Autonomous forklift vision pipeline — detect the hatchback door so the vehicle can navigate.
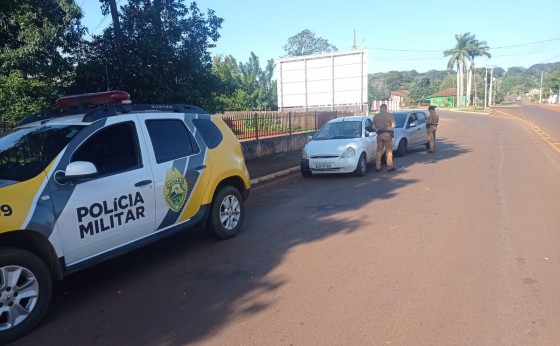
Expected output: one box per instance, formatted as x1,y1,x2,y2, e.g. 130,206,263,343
405,112,423,146
364,117,377,161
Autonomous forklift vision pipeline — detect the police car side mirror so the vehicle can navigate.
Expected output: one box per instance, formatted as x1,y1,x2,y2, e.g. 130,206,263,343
409,121,418,128
366,131,376,137
307,135,313,141
55,161,98,184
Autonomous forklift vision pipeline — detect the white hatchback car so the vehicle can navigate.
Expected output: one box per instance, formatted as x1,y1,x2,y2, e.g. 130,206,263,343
300,116,377,177
390,110,430,156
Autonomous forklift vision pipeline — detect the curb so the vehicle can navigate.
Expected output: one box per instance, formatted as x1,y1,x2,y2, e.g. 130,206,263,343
250,166,299,185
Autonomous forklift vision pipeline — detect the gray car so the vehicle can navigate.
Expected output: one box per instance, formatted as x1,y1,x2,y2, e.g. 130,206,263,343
390,110,431,156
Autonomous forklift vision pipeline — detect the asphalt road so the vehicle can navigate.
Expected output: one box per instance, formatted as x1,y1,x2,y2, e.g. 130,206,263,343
12,104,560,345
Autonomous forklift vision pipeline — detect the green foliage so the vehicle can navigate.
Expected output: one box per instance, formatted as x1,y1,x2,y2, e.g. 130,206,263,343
368,71,419,101
500,75,537,96
282,29,337,57
407,77,439,101
0,73,55,123
548,69,560,91
0,0,85,77
71,0,224,113
243,118,299,133
368,74,390,101
444,33,475,71
212,53,277,111
0,0,85,122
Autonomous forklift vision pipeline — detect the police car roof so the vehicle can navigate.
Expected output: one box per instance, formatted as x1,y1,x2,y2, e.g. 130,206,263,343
18,104,209,127
20,114,89,127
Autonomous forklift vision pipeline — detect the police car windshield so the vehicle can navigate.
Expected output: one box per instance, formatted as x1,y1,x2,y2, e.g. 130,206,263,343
314,121,362,140
0,125,84,182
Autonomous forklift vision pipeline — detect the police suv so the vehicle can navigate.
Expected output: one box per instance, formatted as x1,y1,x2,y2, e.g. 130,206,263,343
0,91,251,343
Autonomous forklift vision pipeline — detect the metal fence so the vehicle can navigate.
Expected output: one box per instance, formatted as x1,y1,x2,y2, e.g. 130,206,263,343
221,110,364,141
0,110,364,140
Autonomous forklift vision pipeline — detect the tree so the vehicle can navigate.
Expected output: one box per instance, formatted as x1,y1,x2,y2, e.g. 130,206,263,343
444,33,476,107
546,69,560,101
72,0,224,113
212,53,277,111
368,74,390,101
439,72,456,90
466,38,491,106
0,0,86,122
282,29,337,57
407,76,439,102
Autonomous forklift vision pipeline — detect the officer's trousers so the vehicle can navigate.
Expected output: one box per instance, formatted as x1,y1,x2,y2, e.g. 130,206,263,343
427,126,437,152
376,132,393,170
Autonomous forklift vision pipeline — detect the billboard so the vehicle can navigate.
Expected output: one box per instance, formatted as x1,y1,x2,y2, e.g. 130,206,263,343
276,49,368,110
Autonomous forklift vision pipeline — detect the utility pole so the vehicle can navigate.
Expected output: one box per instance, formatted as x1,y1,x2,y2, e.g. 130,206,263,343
108,0,123,58
352,29,357,49
484,66,488,108
488,65,496,107
539,70,544,103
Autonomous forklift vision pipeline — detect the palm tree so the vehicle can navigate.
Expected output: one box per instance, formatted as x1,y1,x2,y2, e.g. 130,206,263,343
444,33,475,106
466,39,491,106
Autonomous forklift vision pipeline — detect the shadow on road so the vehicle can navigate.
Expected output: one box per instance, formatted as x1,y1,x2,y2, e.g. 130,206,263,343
14,138,468,345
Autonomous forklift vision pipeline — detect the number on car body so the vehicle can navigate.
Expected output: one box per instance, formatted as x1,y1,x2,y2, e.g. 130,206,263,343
1,204,13,216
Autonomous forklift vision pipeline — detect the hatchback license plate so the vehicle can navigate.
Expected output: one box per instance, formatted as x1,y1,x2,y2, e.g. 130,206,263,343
315,162,334,169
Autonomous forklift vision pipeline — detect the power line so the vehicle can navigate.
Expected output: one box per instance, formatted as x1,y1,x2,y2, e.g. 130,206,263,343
87,0,123,37
365,38,560,53
491,38,560,50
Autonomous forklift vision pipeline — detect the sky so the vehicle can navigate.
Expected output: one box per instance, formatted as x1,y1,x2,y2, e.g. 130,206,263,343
80,0,560,74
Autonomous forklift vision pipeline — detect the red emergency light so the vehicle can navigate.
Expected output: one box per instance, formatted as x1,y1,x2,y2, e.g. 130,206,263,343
56,91,130,108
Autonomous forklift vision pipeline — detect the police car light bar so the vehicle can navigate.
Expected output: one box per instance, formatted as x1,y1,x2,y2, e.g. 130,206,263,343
56,91,130,108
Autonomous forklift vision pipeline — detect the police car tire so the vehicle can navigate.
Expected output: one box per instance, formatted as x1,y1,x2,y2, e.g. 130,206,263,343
206,186,244,240
0,247,52,345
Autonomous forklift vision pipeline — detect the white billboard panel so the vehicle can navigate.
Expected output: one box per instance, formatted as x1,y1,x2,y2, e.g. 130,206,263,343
276,49,368,110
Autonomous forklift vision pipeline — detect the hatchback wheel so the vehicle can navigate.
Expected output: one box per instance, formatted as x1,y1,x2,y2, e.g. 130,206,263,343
300,163,312,177
206,186,244,240
0,248,52,345
354,153,367,177
396,140,407,157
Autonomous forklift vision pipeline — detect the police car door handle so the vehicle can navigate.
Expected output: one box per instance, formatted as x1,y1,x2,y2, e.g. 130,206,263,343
135,180,152,187
195,165,206,171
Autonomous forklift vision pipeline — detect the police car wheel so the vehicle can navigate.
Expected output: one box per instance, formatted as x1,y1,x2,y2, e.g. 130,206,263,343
206,186,244,240
354,153,368,177
0,248,52,344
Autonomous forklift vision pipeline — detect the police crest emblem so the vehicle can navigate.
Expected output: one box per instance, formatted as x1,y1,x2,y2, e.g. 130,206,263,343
164,167,188,212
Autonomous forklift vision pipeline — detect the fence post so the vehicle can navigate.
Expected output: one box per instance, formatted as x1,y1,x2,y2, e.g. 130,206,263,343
254,112,259,140
288,111,292,135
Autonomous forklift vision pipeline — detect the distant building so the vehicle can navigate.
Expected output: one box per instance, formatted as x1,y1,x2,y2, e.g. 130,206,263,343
524,88,540,97
421,88,465,107
390,90,409,106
